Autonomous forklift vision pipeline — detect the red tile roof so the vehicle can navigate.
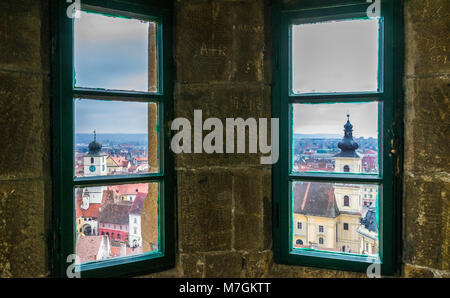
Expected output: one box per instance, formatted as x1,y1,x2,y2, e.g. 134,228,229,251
75,191,101,218
108,184,148,196
109,156,130,167
110,245,143,258
76,235,108,263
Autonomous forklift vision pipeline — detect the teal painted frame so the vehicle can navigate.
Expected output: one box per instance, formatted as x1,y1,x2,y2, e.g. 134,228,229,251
272,0,403,275
51,0,175,277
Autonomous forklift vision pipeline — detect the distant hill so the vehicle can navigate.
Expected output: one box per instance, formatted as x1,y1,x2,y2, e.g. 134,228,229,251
76,133,148,146
293,134,341,139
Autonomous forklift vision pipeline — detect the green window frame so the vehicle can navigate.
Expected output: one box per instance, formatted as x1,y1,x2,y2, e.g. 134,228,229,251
272,0,403,275
51,0,174,277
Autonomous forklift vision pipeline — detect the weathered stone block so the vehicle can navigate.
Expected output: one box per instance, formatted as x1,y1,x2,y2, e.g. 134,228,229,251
178,169,233,253
0,71,51,179
175,1,234,83
403,176,449,270
405,0,450,76
241,250,272,278
403,264,435,278
403,77,450,175
203,251,243,278
173,83,272,168
175,0,268,84
0,179,49,277
234,212,265,251
0,0,47,72
269,263,366,278
180,253,205,278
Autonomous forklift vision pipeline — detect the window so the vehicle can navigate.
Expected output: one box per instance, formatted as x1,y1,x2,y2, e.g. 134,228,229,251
344,195,350,207
344,223,349,231
318,225,324,233
273,0,402,275
296,239,304,245
297,222,302,229
52,0,174,277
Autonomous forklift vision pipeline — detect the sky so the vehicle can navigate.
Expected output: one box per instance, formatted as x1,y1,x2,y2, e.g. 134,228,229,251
292,102,379,139
292,18,380,94
74,11,153,134
73,12,380,136
74,11,152,91
75,98,149,134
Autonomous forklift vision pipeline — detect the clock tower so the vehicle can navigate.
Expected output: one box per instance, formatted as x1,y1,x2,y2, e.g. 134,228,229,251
83,130,107,177
83,131,107,204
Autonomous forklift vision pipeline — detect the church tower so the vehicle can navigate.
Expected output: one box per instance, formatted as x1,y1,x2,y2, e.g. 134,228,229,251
333,114,362,173
333,115,363,253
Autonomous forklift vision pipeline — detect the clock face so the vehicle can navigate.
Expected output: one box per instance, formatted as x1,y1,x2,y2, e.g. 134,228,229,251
89,165,96,172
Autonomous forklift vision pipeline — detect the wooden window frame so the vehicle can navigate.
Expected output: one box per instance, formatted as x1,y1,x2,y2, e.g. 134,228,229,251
51,0,174,278
272,0,403,275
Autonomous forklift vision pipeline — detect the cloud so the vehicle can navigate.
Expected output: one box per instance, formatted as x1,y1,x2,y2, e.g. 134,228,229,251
293,102,379,139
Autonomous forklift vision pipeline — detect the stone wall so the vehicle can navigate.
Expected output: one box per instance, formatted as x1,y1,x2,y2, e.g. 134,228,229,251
0,0,448,278
0,0,51,277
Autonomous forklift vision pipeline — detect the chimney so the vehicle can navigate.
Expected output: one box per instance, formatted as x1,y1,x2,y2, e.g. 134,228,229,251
120,242,126,257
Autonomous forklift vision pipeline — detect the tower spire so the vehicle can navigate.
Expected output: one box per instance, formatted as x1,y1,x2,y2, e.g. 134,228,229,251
334,113,359,158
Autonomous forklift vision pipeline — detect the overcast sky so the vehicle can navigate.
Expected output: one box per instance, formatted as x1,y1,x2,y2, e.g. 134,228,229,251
292,102,378,138
75,98,149,134
74,11,151,134
292,18,380,94
74,11,151,91
74,12,380,136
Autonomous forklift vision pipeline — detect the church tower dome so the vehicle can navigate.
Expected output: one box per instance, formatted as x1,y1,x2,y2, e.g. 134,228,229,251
335,114,359,158
87,130,102,156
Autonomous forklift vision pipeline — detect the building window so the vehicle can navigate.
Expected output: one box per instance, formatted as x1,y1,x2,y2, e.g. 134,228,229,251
296,239,303,245
344,195,350,207
344,223,349,231
297,222,302,229
273,0,402,275
319,237,324,245
53,0,174,277
319,225,324,233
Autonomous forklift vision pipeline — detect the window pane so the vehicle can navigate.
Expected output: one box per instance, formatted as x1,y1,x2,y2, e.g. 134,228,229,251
74,11,158,92
291,181,379,258
291,102,379,174
74,99,159,177
75,182,159,264
291,18,380,94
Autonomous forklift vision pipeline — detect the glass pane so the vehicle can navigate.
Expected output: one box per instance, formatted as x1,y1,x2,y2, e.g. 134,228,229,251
291,102,379,174
75,182,159,264
74,11,158,92
291,181,379,259
74,98,159,177
291,18,380,94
